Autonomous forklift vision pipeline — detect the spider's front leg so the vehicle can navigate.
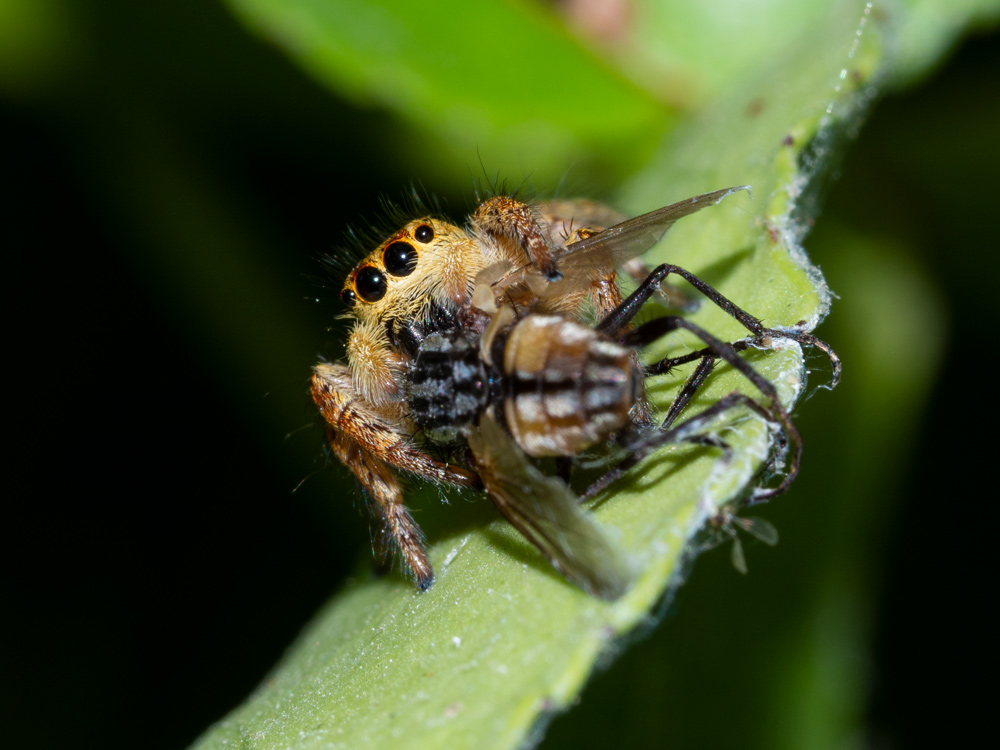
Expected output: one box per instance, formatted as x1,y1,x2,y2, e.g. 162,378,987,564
311,363,480,590
472,195,563,281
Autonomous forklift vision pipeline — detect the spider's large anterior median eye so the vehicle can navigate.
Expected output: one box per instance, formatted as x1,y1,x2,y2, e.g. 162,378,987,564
383,241,418,277
414,224,434,243
355,266,387,302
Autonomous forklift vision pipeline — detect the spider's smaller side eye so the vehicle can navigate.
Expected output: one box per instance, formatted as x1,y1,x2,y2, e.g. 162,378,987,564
414,224,434,243
355,266,387,302
340,288,357,307
383,241,419,277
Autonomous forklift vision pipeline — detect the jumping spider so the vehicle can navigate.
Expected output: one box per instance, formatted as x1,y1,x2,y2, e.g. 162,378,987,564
311,188,840,597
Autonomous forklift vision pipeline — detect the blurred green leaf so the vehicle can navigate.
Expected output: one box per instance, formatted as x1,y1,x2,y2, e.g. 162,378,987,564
0,0,78,96
891,0,1000,86
606,1,842,105
191,1,995,749
222,0,666,184
593,0,1000,102
763,224,946,750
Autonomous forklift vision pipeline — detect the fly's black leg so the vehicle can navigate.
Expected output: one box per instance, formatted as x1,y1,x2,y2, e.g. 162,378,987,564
624,316,781,409
581,391,771,503
555,457,573,485
667,331,841,390
588,263,838,505
608,314,802,503
597,263,764,338
646,316,800,502
660,356,716,429
769,329,843,388
621,258,699,312
598,263,840,385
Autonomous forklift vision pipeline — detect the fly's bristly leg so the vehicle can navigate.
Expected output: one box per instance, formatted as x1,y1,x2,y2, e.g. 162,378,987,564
584,259,840,505
581,391,773,504
597,262,763,337
659,356,716,429
632,315,801,502
600,262,840,383
621,258,699,312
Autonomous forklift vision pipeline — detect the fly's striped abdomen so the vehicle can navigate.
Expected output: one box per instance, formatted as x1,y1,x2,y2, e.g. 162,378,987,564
502,316,640,457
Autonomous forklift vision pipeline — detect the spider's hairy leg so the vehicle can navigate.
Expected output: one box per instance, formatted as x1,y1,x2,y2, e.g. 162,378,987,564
311,363,480,590
325,423,433,588
472,195,562,281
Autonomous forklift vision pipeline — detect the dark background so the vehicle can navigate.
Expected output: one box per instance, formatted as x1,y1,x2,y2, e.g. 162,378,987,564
4,2,996,748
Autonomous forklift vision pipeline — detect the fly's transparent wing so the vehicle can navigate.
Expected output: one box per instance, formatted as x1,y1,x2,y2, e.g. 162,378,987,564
735,516,779,546
500,186,750,302
730,536,748,575
724,513,779,574
467,412,632,600
480,185,750,304
557,186,750,270
702,509,779,574
534,198,627,247
547,185,750,290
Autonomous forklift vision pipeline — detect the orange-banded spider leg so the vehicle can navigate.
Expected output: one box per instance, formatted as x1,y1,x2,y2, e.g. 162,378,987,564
311,362,480,590
472,195,563,281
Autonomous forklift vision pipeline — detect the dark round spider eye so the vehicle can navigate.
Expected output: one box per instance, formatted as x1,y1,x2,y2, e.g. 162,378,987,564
414,224,434,243
340,288,357,307
383,241,418,277
355,266,387,302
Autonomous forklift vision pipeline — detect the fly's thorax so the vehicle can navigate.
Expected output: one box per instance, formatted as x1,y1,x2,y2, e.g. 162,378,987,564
406,328,488,446
502,316,640,458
